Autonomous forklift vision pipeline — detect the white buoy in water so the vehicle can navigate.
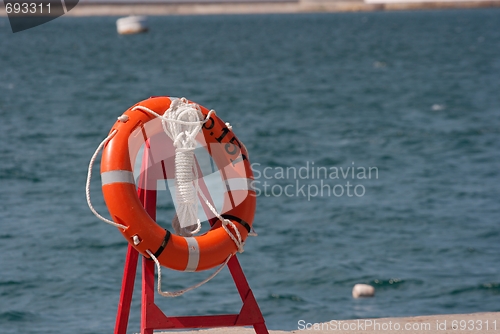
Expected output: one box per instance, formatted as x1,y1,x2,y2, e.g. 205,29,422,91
116,16,149,35
352,284,375,298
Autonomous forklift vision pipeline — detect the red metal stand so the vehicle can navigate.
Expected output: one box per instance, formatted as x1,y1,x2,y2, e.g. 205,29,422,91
113,141,268,334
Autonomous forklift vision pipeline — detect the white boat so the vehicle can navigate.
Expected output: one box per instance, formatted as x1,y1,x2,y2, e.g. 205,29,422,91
116,16,149,35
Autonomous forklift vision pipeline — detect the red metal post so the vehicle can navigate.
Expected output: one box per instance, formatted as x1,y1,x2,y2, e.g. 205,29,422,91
114,244,139,334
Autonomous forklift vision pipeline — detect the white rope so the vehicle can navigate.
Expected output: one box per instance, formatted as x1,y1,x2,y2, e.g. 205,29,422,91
86,129,127,230
146,249,231,297
133,99,215,237
165,98,202,236
187,149,245,251
197,190,245,253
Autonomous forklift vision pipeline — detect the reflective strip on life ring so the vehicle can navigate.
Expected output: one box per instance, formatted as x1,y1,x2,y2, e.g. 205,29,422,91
100,97,256,272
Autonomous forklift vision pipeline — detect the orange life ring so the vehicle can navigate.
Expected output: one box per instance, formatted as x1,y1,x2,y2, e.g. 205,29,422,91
100,97,256,271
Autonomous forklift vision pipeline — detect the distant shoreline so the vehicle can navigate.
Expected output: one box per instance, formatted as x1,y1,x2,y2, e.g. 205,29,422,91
1,0,500,17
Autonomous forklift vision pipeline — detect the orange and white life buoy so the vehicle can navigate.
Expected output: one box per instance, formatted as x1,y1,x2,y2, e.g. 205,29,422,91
99,96,256,272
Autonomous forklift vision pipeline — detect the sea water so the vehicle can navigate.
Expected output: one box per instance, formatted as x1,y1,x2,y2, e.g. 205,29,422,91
0,9,499,333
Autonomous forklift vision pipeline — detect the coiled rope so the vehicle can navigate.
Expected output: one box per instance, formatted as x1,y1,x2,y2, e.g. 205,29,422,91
134,98,205,237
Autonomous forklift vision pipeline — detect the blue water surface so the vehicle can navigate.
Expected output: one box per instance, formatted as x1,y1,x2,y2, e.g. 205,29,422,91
0,9,499,334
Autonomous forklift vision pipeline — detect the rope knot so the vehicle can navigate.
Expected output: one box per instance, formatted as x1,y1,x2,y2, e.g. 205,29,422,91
222,218,245,253
160,99,205,237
